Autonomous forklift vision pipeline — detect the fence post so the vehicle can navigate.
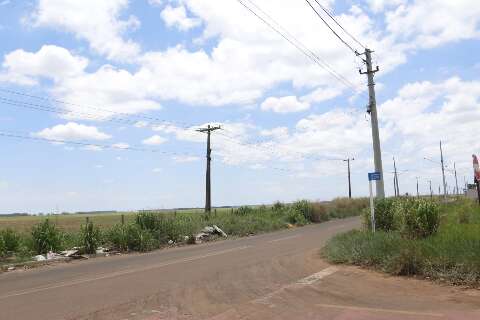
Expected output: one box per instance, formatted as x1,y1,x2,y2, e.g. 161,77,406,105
121,214,125,225
86,216,90,225
214,208,217,217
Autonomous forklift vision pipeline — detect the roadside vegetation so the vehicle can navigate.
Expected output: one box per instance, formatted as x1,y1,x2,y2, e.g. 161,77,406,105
0,198,368,266
323,197,480,286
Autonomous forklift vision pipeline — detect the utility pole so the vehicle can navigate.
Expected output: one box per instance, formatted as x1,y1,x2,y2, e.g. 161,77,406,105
343,158,354,199
393,157,400,197
359,49,385,198
454,162,459,196
440,141,447,200
197,125,221,213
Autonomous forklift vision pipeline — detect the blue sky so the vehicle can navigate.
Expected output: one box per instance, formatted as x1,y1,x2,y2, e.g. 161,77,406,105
0,0,479,213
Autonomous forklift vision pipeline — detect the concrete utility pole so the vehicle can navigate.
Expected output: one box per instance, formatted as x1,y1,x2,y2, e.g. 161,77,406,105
197,125,221,213
393,157,400,197
440,141,447,200
454,162,459,195
343,158,354,199
359,48,385,198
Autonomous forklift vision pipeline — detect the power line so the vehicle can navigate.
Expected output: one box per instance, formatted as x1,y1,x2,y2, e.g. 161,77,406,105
0,88,203,129
303,0,357,54
311,0,366,49
236,0,364,96
0,131,199,157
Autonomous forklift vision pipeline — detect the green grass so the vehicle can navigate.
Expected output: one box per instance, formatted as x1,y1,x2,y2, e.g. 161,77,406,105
323,198,480,286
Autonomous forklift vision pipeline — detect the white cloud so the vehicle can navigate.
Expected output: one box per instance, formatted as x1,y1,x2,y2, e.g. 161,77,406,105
34,122,111,141
112,142,130,149
83,145,103,151
152,167,163,173
261,96,310,113
1,45,87,85
134,121,149,128
142,134,167,145
161,5,201,31
31,0,140,61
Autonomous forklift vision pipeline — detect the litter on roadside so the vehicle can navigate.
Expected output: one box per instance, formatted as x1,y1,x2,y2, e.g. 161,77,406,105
195,225,228,243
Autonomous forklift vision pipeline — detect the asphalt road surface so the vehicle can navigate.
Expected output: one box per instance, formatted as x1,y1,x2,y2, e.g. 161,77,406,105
1,217,479,320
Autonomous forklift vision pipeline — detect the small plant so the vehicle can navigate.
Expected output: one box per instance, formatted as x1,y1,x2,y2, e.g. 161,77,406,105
272,201,285,212
106,224,129,251
397,198,439,239
363,198,397,231
287,208,308,226
0,228,21,253
107,224,156,252
136,212,158,232
81,221,102,254
31,219,63,254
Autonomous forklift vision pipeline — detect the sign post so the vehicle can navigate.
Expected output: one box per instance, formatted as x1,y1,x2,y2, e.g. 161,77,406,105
368,172,381,232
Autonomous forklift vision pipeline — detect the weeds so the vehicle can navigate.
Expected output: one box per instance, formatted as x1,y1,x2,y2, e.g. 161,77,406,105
81,221,102,254
31,219,63,254
0,229,21,253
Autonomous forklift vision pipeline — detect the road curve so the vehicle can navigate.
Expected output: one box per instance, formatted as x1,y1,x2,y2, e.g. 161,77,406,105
0,217,360,320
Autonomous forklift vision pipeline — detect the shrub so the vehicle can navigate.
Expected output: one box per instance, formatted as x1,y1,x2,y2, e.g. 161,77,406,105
363,198,397,231
311,203,330,222
136,212,158,232
329,197,369,218
107,224,156,252
81,221,102,254
272,201,285,212
31,219,63,254
0,228,21,252
291,200,313,222
286,208,308,226
396,198,439,239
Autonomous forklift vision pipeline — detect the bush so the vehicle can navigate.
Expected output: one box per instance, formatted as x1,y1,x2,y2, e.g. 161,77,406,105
311,203,330,222
272,201,285,212
0,228,21,252
396,198,439,239
107,224,156,252
81,221,102,254
329,197,369,218
31,219,63,254
286,208,308,226
136,212,158,232
363,198,397,232
291,200,313,222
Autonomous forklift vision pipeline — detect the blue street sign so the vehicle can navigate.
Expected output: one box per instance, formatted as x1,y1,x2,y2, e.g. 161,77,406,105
368,172,381,181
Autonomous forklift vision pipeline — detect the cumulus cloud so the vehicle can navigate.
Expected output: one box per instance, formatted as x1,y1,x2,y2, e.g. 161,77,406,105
261,96,310,113
30,0,140,61
1,45,87,85
142,134,167,145
34,122,111,141
161,5,201,31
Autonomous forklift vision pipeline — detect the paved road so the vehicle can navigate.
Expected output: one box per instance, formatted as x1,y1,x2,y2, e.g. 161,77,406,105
1,217,479,320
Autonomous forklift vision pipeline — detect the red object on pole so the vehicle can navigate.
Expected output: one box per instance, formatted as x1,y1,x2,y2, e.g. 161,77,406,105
473,155,480,204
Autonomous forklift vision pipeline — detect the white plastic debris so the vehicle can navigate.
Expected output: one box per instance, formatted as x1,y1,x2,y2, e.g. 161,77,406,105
194,225,228,243
213,225,227,238
168,240,174,245
34,255,46,261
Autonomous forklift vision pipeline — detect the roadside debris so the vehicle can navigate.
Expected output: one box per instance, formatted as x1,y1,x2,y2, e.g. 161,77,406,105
195,225,227,243
34,255,46,261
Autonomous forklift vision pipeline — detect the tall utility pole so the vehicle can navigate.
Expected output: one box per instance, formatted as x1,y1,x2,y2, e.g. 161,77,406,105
454,162,459,195
359,49,385,198
440,141,447,200
197,125,221,213
343,158,354,199
393,157,400,197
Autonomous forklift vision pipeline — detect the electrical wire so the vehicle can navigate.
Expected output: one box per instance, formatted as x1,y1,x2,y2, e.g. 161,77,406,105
236,0,365,96
303,0,357,54
312,0,366,49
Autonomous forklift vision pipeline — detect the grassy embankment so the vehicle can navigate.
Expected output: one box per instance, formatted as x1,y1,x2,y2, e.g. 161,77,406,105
323,197,480,286
0,198,368,265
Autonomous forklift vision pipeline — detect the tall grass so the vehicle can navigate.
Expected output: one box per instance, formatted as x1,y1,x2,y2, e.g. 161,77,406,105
324,198,480,286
